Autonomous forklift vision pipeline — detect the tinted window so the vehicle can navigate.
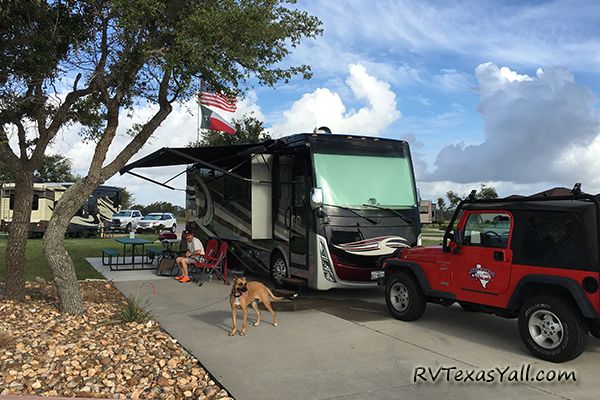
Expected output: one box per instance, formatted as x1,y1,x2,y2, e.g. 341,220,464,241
513,211,590,269
463,212,511,249
9,194,38,210
224,176,249,201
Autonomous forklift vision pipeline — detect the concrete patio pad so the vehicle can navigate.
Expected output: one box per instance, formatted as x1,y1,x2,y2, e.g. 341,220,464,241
110,275,600,400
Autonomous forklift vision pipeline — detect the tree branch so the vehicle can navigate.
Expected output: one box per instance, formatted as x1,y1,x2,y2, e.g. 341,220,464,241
0,126,20,173
100,70,173,179
14,120,28,160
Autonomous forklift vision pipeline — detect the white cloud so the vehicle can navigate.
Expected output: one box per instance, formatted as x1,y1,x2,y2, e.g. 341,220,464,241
270,64,400,136
301,0,600,72
434,69,472,92
426,63,600,193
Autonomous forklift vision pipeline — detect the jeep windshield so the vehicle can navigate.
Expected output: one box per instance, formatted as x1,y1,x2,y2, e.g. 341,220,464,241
313,153,417,209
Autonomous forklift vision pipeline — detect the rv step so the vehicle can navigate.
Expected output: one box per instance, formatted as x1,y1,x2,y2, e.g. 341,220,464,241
282,277,307,286
274,288,299,299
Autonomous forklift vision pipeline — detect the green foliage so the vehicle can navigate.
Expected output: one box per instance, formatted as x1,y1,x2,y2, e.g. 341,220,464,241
476,184,498,200
119,289,152,324
120,188,135,209
0,235,166,282
0,154,79,183
436,184,499,223
131,201,185,217
191,115,270,147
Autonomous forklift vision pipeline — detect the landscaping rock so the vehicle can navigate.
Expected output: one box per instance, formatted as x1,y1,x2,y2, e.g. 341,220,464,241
0,281,230,399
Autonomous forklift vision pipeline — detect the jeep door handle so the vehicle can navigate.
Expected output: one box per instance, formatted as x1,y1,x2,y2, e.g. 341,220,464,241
493,250,504,261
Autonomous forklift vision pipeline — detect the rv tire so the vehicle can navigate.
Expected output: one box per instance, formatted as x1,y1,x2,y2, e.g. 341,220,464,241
270,252,288,287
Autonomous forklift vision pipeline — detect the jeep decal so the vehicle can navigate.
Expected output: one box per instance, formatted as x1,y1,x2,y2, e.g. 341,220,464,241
469,264,495,288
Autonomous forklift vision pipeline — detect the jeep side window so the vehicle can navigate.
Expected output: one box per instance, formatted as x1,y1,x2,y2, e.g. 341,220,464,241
463,212,511,249
515,212,589,269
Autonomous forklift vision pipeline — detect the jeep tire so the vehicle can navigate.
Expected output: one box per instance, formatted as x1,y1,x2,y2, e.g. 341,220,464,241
518,295,588,363
385,272,426,321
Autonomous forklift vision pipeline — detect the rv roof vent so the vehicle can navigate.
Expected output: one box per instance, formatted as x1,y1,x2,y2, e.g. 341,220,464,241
315,126,332,134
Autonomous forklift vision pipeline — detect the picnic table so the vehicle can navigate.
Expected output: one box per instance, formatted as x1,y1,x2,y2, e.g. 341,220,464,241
102,238,156,271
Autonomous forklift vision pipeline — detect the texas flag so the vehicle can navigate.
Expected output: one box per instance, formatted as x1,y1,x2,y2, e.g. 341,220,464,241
200,105,236,135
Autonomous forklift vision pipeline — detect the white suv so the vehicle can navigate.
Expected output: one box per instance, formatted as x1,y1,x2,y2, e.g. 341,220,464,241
136,212,177,233
110,210,143,232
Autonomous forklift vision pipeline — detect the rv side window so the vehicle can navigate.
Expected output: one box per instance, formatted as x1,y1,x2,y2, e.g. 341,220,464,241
9,194,39,210
224,177,249,202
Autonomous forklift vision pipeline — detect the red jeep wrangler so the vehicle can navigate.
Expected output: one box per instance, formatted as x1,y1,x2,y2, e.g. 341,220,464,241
378,185,600,362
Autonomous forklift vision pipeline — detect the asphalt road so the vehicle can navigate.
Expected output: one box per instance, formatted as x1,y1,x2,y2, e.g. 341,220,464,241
114,275,600,400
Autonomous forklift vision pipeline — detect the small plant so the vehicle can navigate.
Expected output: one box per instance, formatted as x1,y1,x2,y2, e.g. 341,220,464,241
118,283,154,324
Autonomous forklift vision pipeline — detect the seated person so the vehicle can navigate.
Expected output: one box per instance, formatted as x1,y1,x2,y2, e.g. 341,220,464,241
175,231,205,283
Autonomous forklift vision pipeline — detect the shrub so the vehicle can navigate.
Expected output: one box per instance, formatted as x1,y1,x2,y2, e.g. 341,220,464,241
119,285,153,324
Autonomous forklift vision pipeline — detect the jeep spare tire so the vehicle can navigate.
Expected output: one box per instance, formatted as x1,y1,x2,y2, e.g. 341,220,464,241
518,295,588,363
385,272,426,321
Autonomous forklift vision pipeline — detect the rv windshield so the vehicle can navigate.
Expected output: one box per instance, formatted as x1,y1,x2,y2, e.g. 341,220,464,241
314,153,416,208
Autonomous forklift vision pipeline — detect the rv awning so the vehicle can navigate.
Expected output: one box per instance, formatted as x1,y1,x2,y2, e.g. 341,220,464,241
119,140,276,174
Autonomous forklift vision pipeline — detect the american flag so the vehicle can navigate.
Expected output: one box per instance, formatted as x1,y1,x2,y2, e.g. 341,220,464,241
198,92,237,113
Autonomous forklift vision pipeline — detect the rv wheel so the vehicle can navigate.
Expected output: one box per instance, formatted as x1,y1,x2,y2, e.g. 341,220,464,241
270,252,288,286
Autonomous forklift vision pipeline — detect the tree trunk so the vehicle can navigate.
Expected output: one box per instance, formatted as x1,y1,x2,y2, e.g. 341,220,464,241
43,179,98,314
4,172,34,300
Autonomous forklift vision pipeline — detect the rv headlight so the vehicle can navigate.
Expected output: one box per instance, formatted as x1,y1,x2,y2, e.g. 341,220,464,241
318,237,336,283
417,234,422,247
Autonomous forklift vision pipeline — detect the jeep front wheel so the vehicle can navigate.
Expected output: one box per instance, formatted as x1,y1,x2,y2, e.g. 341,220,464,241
518,296,588,363
385,272,426,321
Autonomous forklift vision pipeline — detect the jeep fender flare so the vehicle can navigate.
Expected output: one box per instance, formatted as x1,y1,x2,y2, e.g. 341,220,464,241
507,275,598,319
385,259,455,299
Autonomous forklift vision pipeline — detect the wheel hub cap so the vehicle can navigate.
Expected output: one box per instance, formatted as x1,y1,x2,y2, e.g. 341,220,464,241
528,309,564,349
390,282,410,312
273,259,286,284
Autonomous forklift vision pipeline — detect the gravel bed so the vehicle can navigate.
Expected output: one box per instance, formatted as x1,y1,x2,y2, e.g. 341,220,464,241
0,281,231,399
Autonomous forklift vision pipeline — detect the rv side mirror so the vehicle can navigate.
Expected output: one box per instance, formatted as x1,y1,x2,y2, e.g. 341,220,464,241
310,187,324,209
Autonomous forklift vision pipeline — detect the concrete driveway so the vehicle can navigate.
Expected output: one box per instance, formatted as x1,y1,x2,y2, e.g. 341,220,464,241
113,276,600,400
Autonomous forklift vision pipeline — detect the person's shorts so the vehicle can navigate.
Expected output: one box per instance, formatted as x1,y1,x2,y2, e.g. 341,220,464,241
189,255,205,263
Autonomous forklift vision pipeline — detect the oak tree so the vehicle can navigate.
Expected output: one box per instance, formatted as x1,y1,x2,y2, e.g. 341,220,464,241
1,0,321,312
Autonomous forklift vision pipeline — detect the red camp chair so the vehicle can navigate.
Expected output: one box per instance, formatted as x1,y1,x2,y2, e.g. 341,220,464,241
191,240,229,286
189,238,219,282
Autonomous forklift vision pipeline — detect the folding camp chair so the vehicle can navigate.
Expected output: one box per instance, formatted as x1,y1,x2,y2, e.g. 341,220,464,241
191,240,229,286
189,238,219,282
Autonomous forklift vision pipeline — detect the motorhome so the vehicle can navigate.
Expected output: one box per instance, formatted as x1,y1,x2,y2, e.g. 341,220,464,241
0,182,122,236
121,133,421,289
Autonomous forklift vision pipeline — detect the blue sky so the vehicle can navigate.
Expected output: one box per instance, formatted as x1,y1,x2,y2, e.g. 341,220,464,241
45,0,600,205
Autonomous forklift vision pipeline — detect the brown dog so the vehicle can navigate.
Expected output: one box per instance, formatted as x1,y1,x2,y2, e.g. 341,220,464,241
229,276,283,336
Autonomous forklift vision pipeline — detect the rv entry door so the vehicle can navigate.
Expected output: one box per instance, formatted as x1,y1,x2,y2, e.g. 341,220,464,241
289,162,309,271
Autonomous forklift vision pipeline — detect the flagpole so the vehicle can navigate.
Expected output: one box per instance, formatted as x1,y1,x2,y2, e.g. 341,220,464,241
196,78,201,143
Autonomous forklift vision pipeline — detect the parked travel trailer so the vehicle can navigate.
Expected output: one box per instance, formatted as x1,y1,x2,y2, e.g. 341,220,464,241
121,133,421,289
0,182,122,236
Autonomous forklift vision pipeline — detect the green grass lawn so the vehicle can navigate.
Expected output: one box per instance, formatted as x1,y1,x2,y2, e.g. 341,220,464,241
0,233,158,282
